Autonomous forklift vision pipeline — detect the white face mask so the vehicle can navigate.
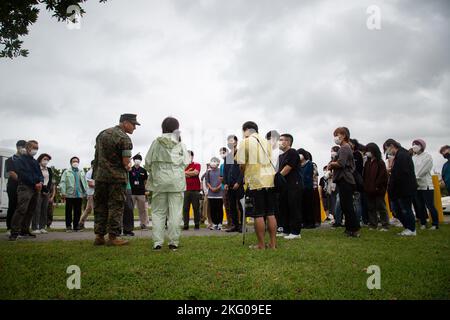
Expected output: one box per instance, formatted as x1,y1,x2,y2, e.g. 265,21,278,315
210,162,219,169
72,162,80,169
19,148,27,155
41,160,49,167
30,149,38,157
334,136,342,146
331,151,338,158
134,160,142,166
299,154,305,161
412,145,421,154
366,152,372,159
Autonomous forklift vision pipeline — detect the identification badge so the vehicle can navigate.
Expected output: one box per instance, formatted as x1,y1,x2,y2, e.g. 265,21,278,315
134,181,140,185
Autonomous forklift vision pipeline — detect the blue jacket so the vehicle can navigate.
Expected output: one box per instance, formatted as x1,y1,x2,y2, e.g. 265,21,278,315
300,160,313,190
14,154,44,187
443,160,450,192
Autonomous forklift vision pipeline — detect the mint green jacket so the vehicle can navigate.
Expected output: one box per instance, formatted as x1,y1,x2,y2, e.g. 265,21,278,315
59,168,88,198
145,134,190,193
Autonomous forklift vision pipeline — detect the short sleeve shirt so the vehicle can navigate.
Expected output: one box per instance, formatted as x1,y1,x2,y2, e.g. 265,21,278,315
185,162,201,191
94,126,133,183
278,148,300,185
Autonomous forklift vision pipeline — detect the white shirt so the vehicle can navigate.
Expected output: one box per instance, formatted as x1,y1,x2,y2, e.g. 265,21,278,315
412,152,434,190
41,166,49,186
85,169,95,196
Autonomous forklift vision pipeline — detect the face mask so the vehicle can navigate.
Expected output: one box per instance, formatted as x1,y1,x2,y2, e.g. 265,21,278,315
72,162,79,169
19,148,27,155
331,151,337,158
444,153,450,160
41,160,49,167
299,154,305,161
210,162,219,169
134,160,142,166
334,136,342,146
366,152,372,159
227,143,235,149
30,149,38,157
412,145,421,154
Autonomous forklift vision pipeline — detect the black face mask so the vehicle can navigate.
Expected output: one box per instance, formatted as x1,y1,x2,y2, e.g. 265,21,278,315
445,153,450,160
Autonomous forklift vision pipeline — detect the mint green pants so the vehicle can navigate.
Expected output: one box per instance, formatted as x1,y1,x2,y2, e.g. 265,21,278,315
151,192,184,248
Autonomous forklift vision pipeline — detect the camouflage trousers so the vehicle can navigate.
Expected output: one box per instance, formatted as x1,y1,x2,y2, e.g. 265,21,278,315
94,182,126,236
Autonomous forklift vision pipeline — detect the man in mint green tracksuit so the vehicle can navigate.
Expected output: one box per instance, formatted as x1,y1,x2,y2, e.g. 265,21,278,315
145,117,190,251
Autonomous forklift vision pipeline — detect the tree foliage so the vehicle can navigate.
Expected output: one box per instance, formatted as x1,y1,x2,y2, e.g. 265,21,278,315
0,0,107,59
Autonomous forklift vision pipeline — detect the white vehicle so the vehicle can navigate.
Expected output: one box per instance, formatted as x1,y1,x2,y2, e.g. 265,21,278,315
0,147,15,219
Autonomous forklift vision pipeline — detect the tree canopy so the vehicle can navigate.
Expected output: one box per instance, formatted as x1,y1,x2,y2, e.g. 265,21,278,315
0,0,107,59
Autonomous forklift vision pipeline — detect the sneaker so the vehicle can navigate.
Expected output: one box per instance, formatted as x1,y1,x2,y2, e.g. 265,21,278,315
169,244,179,251
379,228,389,232
277,227,284,233
430,226,438,230
79,224,85,231
31,229,41,235
141,225,148,231
66,228,73,233
208,225,215,230
420,225,427,230
40,229,48,234
284,234,301,240
123,231,135,237
6,230,11,236
153,245,162,251
398,229,417,236
183,225,189,231
276,233,289,237
194,225,200,230
217,224,223,231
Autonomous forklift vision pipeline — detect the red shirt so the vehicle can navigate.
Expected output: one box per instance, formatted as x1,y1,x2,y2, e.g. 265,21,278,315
185,162,201,191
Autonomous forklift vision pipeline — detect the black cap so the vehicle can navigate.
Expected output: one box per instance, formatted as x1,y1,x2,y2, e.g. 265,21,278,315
120,114,141,126
16,140,26,148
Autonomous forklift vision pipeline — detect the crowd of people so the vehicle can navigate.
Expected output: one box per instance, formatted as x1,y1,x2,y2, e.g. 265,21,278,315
4,115,450,251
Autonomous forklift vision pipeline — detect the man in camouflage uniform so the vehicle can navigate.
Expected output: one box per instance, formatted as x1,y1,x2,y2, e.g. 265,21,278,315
93,114,139,246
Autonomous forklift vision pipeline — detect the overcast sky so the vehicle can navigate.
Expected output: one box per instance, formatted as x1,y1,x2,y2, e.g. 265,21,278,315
0,0,449,174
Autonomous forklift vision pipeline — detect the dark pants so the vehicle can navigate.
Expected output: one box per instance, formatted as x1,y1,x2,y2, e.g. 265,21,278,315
227,188,243,228
183,190,201,227
301,189,314,227
312,188,322,225
367,195,389,228
32,193,49,230
11,185,39,235
337,180,360,233
395,196,416,232
6,186,18,230
47,199,54,227
209,198,224,225
279,185,303,235
65,198,82,230
414,189,439,227
122,189,134,233
361,192,369,224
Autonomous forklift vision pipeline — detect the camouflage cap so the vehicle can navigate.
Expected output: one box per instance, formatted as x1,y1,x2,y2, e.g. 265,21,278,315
120,114,141,126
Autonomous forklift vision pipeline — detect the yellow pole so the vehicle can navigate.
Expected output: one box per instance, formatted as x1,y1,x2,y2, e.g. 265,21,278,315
385,193,393,219
319,187,327,222
432,175,444,223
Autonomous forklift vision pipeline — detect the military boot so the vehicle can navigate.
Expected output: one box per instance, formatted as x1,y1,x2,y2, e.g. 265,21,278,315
106,233,129,246
94,234,106,246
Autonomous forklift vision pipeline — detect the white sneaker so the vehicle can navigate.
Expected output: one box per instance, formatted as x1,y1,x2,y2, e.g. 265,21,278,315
430,226,438,230
277,233,289,237
398,229,416,236
379,228,389,232
218,224,222,231
40,229,48,234
31,229,41,235
420,225,427,230
284,234,301,240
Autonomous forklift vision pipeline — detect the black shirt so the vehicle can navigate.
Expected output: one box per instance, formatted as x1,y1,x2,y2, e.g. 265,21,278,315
129,166,148,195
278,148,300,185
5,154,19,190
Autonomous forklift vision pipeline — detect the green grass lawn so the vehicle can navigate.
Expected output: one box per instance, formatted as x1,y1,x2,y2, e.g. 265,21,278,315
0,225,449,300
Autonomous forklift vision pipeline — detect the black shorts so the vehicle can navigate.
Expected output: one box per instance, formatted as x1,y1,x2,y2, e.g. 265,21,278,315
249,188,276,218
